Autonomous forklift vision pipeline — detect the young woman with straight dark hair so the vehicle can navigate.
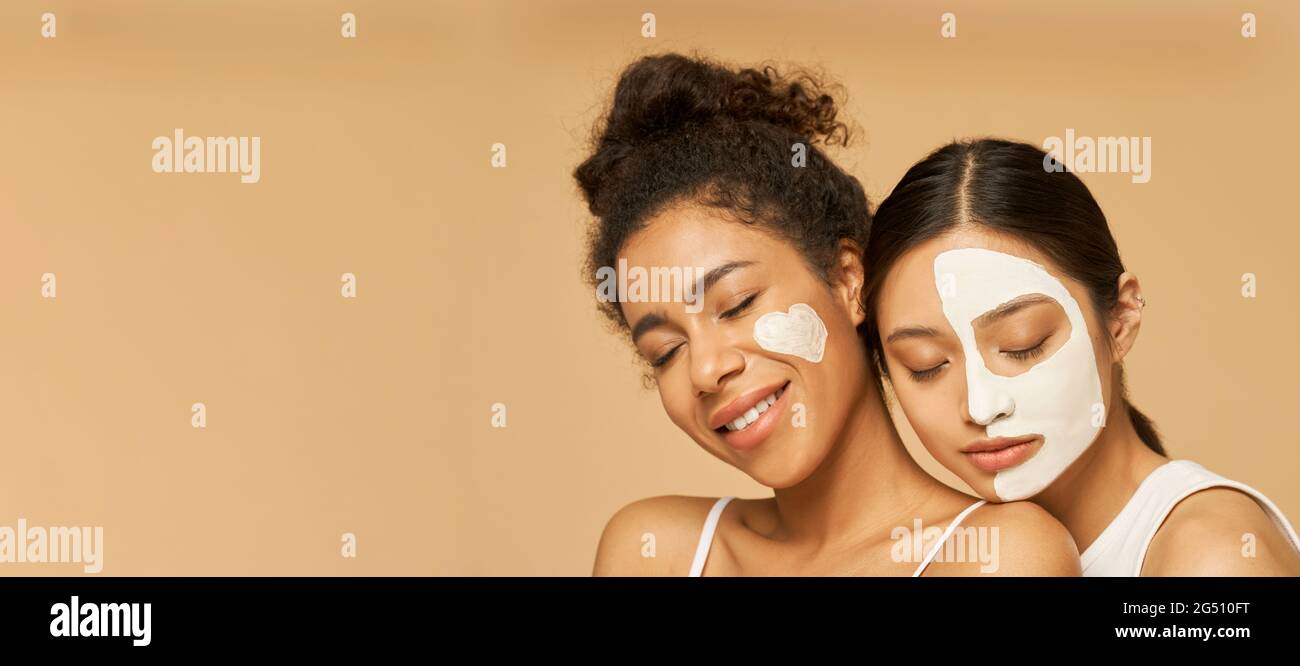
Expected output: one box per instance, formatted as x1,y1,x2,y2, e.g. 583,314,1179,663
865,138,1300,575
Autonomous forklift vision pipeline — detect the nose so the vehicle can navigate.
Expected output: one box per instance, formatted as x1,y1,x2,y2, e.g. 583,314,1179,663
688,331,745,396
964,362,1014,426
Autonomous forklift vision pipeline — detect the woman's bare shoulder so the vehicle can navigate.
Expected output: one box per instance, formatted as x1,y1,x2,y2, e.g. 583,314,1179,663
1143,487,1300,576
592,495,728,576
926,500,1081,577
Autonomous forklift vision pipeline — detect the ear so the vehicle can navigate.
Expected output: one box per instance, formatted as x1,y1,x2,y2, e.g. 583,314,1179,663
832,239,866,327
1108,271,1143,361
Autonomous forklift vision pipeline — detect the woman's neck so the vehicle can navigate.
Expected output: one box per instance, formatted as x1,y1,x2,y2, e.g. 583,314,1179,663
1032,402,1168,553
769,381,955,550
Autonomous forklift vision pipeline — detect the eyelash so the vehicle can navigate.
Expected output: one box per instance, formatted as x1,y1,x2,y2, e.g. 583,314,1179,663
1003,337,1049,361
651,345,680,368
909,362,947,383
720,292,759,319
651,292,761,368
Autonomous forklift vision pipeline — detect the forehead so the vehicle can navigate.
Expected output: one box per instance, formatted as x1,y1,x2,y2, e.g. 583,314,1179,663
620,203,791,267
878,227,1079,321
935,248,1070,318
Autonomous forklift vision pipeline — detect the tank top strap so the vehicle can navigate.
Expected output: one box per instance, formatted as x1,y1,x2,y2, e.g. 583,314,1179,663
688,496,736,577
912,499,988,577
1081,459,1300,576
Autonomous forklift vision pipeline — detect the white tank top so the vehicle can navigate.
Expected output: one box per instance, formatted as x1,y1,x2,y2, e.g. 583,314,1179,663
687,495,987,576
1081,459,1300,576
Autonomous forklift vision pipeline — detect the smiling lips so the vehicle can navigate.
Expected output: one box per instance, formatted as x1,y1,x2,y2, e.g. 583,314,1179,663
709,381,791,452
962,434,1042,473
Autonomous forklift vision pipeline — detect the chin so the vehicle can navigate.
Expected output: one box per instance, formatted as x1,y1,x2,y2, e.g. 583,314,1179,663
751,470,806,490
741,458,797,489
747,444,822,489
966,479,1001,502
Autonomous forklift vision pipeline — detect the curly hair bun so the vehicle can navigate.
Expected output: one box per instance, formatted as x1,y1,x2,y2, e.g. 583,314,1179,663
602,52,849,149
577,53,852,214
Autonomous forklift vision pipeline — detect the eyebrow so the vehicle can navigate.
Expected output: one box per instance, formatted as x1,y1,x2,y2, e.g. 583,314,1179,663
885,326,943,344
630,310,668,344
700,260,755,293
972,293,1057,328
628,260,756,344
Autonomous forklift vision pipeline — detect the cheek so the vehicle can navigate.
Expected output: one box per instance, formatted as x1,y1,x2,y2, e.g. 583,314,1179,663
657,382,696,432
915,401,959,452
814,294,863,359
896,378,964,453
823,330,867,383
797,305,865,400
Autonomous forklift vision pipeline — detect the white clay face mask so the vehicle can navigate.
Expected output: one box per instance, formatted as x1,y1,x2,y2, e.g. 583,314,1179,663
933,248,1105,501
753,303,827,363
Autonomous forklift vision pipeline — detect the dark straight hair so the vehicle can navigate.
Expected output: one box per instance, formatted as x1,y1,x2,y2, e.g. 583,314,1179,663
862,138,1164,456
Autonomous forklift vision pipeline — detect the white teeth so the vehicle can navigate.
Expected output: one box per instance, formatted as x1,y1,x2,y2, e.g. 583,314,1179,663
723,387,786,432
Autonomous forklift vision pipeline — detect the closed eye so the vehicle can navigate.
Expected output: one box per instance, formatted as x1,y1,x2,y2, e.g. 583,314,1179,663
651,343,683,369
720,292,760,320
1002,336,1049,361
909,361,948,382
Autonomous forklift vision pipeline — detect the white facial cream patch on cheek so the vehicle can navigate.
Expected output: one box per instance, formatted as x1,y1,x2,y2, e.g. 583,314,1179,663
753,303,828,363
933,248,1105,501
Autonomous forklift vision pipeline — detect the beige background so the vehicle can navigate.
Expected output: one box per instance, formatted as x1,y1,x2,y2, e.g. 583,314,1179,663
1,1,1295,575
